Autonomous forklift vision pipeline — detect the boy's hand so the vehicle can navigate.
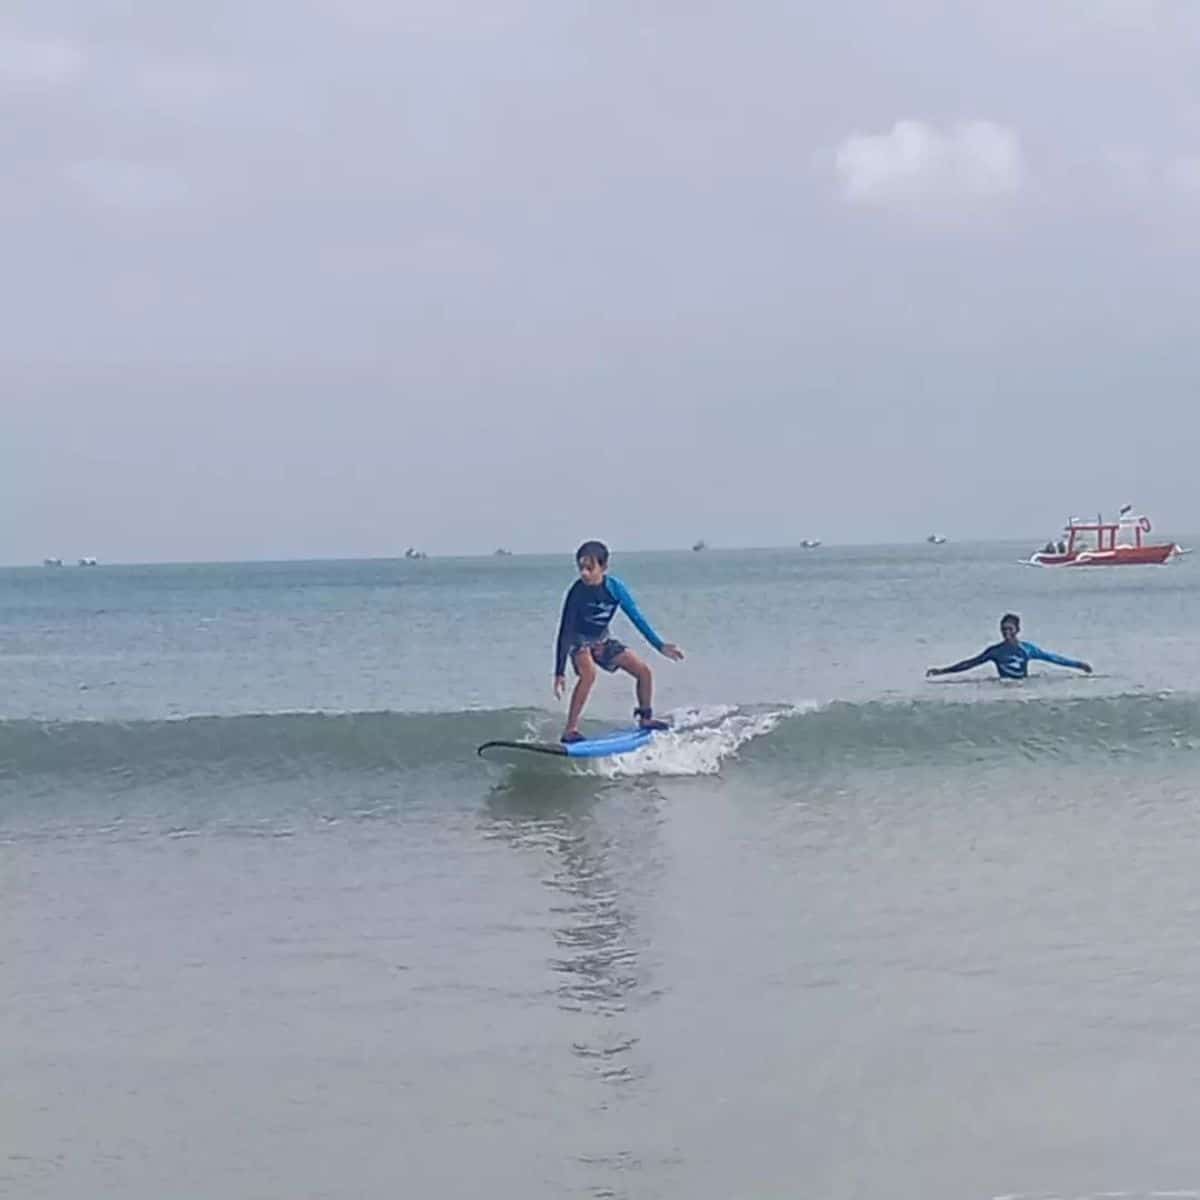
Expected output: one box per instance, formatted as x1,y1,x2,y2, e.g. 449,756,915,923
661,643,685,662
553,675,566,699
926,667,943,677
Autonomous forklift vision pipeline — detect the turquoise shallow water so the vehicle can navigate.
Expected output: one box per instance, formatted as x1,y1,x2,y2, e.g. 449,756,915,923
4,544,1200,1198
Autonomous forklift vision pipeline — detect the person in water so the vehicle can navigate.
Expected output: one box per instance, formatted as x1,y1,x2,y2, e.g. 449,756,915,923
926,613,1092,680
554,540,684,743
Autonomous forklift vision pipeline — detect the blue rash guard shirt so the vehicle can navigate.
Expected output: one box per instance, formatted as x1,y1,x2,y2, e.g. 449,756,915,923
554,574,665,676
941,640,1087,680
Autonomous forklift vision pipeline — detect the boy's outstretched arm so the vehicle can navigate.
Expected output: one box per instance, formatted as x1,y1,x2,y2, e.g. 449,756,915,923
927,647,992,677
1024,642,1092,673
607,576,684,660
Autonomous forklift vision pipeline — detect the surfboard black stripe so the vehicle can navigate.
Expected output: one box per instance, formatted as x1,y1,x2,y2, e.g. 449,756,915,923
476,739,567,759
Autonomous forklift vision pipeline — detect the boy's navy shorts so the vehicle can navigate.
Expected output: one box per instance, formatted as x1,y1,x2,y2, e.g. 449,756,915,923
570,638,627,673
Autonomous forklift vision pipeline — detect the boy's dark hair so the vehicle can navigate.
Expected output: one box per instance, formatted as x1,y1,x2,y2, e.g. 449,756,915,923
575,540,609,567
1000,612,1021,630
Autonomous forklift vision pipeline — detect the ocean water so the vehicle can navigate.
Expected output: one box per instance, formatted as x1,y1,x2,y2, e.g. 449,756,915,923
5,544,1200,1199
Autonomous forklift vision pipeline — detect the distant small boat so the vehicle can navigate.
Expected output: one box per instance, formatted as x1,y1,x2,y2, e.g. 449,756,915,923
926,534,947,545
692,540,707,552
801,539,821,549
493,548,513,557
43,557,63,567
403,547,427,560
78,556,98,566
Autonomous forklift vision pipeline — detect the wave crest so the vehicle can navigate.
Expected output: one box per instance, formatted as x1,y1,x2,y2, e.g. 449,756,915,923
3,692,1198,788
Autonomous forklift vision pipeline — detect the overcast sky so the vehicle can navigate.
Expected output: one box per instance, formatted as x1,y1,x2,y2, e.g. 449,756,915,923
4,0,1200,562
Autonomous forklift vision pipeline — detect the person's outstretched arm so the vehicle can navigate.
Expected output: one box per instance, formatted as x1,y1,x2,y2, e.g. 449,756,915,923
1024,642,1092,673
927,647,993,677
607,576,683,660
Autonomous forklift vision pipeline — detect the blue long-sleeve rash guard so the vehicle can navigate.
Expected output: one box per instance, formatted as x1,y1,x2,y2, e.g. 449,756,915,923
554,574,665,675
942,640,1087,680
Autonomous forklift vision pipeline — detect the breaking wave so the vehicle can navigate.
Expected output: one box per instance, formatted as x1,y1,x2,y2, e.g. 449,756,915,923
3,691,1200,792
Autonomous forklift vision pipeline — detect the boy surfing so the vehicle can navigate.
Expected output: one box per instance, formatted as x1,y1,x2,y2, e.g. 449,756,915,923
554,541,684,743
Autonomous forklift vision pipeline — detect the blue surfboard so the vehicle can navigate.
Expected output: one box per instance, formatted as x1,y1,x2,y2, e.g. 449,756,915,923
477,726,657,762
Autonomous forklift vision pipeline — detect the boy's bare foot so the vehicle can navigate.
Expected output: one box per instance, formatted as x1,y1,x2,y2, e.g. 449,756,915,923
560,729,585,744
634,707,670,731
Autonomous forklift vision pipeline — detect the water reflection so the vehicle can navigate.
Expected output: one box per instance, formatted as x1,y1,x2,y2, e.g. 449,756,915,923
481,770,666,1194
482,771,657,1022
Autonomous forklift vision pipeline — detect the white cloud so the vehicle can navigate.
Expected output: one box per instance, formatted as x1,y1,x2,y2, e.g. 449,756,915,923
0,32,84,86
65,159,189,212
832,119,1025,210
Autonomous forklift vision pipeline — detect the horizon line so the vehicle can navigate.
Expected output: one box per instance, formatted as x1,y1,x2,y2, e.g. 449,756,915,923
5,534,1165,570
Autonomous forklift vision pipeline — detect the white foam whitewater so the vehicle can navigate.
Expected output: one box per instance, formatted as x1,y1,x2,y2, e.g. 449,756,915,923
581,702,812,778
